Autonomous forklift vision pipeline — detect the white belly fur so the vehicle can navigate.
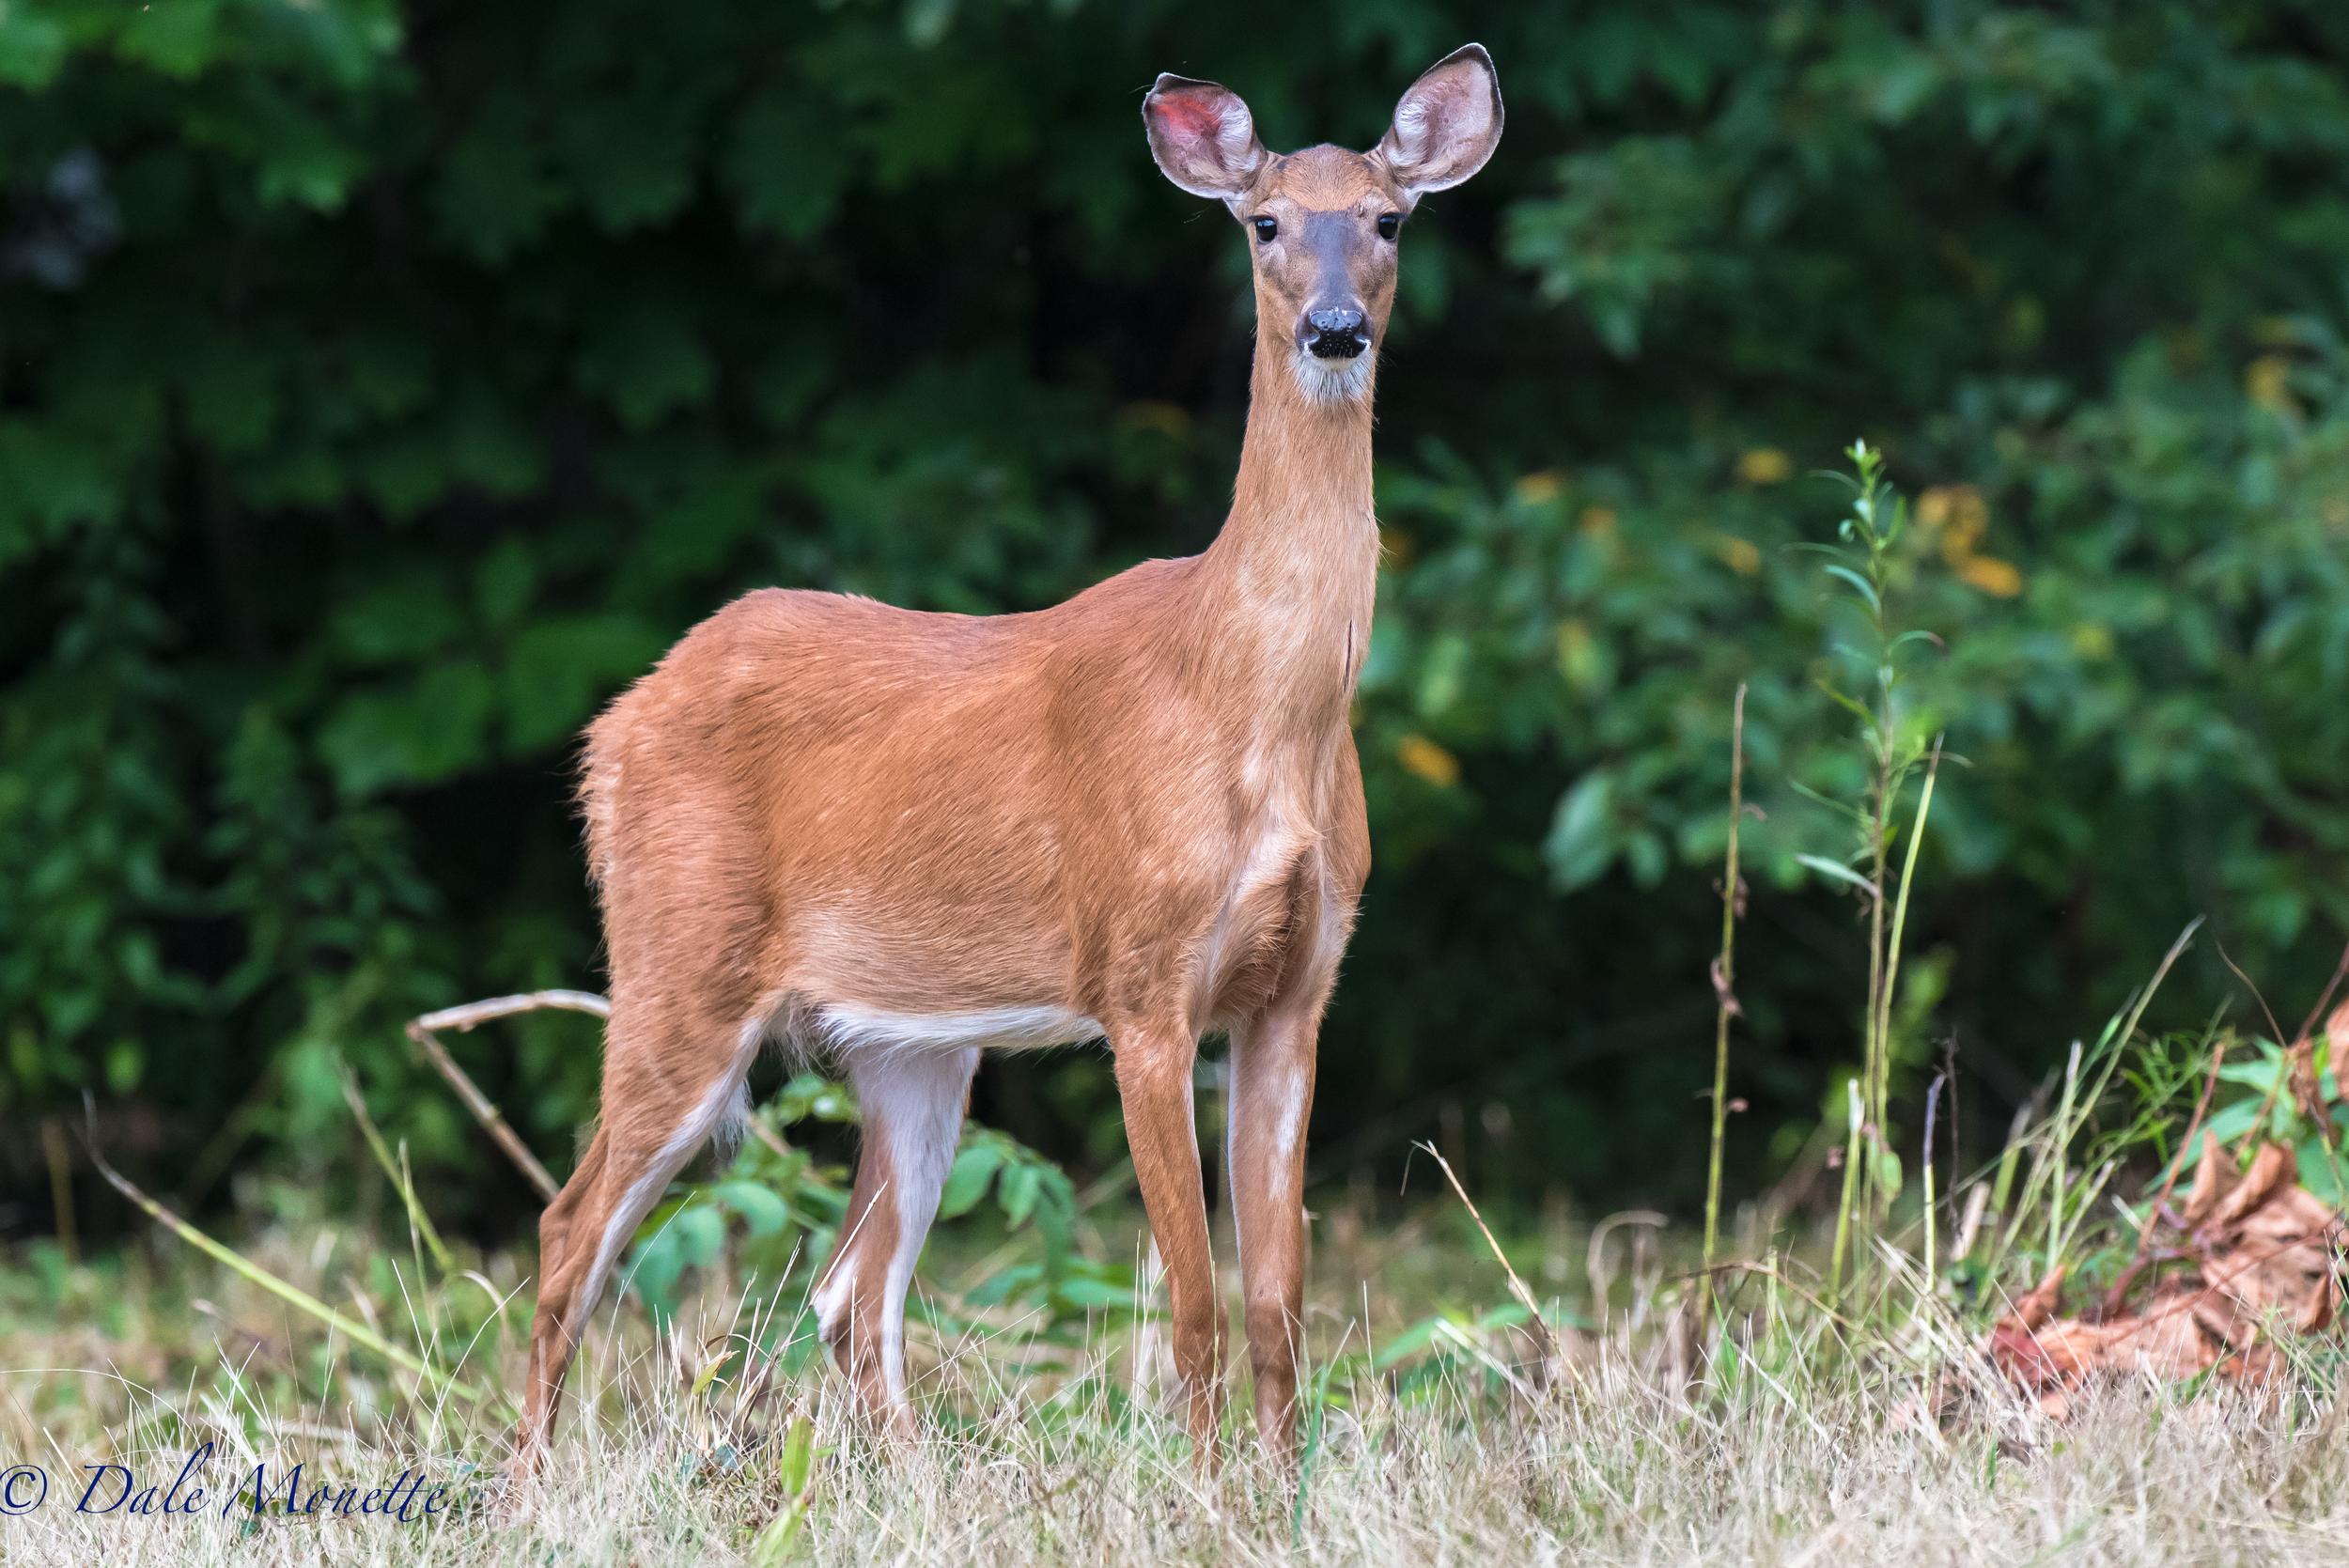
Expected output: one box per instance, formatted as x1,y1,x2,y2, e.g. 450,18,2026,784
815,1002,1104,1054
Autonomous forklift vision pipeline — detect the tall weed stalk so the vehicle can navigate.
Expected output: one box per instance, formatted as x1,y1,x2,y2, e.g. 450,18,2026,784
1798,442,1944,1296
1703,683,1749,1289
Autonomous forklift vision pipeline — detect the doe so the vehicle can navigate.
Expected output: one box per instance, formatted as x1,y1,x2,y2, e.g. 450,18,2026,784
515,45,1503,1474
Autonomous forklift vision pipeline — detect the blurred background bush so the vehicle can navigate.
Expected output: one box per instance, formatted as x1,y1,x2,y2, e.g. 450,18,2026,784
3,0,2345,1239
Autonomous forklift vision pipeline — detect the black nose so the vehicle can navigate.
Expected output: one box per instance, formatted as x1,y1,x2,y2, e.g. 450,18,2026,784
1303,307,1369,360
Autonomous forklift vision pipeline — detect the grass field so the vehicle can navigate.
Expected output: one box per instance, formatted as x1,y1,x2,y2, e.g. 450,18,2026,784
6,1160,2348,1568
7,538,2344,1562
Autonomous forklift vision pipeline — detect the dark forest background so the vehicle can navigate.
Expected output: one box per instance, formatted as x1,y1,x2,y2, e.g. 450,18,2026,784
4,0,2347,1242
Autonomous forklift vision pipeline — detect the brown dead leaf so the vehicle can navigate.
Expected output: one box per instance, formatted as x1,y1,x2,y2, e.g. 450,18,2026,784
1990,1290,2214,1393
2288,1036,2330,1127
2007,1265,2066,1332
2095,1291,2219,1381
2182,1132,2232,1227
1989,1141,2341,1411
2203,1140,2296,1233
2203,1225,2338,1333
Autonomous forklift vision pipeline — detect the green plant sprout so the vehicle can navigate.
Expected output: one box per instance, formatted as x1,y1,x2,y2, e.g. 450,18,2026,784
1794,440,1951,1294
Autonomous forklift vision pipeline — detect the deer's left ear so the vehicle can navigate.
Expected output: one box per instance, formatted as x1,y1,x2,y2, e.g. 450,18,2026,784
1375,44,1503,201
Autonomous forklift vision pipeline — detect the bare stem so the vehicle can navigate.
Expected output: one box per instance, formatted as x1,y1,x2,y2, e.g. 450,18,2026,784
1921,1072,1944,1288
339,1055,455,1273
405,989,608,1203
1703,684,1749,1279
1416,1140,1560,1380
1875,739,1941,1074
1863,716,1891,1224
79,1094,488,1406
1829,1077,1863,1297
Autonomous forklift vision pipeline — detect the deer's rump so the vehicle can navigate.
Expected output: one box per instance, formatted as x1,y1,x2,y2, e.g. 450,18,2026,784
577,570,1352,1054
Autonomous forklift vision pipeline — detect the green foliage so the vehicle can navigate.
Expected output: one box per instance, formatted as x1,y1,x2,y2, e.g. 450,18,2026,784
4,0,2348,1221
623,1073,1130,1340
939,1126,1139,1325
622,1078,858,1333
2200,1042,2349,1203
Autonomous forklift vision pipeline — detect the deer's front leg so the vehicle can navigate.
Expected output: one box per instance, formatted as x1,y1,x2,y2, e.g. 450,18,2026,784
1114,1029,1225,1463
1227,1007,1317,1466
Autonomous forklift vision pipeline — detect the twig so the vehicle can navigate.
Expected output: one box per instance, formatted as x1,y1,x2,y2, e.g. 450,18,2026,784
1952,1180,1991,1263
745,1117,797,1162
1921,1072,1945,1284
405,990,608,1203
413,988,611,1032
78,1094,487,1405
2218,941,2291,1053
1414,1141,1560,1376
2289,937,2349,1057
338,1056,454,1272
1703,684,1749,1281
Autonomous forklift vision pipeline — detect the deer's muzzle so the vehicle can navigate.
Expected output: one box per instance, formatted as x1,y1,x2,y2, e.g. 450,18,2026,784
1302,307,1370,360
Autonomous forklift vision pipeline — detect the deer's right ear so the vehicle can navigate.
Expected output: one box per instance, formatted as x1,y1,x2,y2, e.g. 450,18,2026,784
1143,75,1267,205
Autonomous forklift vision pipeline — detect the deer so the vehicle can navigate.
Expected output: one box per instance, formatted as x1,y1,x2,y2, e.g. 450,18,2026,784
511,44,1502,1479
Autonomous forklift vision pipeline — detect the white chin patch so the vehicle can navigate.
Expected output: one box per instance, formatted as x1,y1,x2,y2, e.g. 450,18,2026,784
1291,349,1375,405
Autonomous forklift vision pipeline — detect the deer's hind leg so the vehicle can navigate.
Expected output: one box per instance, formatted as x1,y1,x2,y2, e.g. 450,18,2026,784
813,1044,980,1433
513,993,764,1478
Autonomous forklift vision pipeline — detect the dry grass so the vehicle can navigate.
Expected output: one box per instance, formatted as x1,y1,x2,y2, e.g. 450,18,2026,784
7,1198,2349,1568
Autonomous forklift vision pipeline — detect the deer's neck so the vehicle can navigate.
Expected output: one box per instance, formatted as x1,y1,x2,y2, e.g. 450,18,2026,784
1196,347,1379,722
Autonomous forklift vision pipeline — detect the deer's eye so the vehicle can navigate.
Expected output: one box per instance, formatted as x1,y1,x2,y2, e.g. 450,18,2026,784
1252,216,1278,243
1377,212,1401,241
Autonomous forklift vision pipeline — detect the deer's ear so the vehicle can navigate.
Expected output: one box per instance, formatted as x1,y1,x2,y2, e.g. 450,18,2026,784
1143,75,1267,204
1375,44,1503,201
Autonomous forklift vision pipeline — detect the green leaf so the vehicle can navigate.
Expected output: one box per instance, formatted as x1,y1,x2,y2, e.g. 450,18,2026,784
1875,1147,1903,1205
0,3,66,87
573,303,714,429
1544,770,1619,891
1052,1275,1134,1311
318,660,498,797
556,95,697,234
962,1262,1039,1310
998,1161,1041,1231
936,1142,1002,1219
435,99,565,262
1795,855,1880,898
673,1203,725,1268
1820,564,1882,613
502,614,668,754
728,88,853,241
778,1413,816,1497
2201,1099,2271,1147
1373,1314,1451,1370
709,1180,791,1239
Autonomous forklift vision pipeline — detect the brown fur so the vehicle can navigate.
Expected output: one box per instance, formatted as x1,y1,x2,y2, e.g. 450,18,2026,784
511,46,1502,1482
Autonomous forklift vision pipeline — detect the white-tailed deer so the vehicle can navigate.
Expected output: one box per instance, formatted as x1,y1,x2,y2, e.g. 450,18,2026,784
515,45,1501,1475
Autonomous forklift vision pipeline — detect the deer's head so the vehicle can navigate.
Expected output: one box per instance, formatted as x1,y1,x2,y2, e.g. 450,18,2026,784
1143,46,1502,405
